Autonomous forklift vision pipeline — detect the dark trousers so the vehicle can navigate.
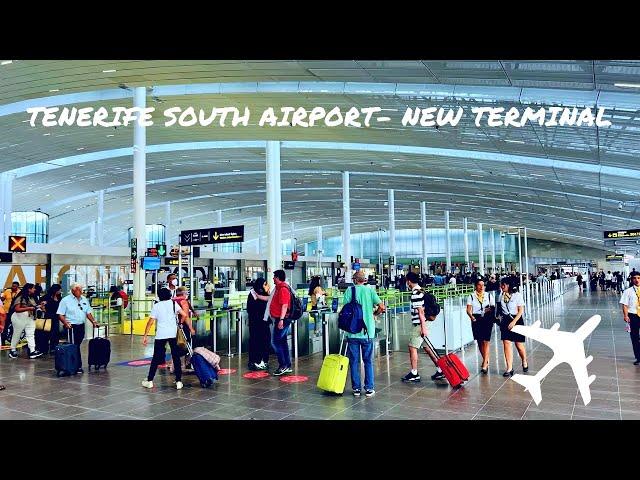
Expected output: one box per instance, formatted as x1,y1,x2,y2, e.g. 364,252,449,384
49,317,60,352
270,316,291,369
248,320,270,366
147,338,183,382
630,313,640,362
66,324,85,365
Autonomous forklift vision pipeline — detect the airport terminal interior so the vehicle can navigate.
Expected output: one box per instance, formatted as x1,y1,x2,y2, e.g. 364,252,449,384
1,60,640,420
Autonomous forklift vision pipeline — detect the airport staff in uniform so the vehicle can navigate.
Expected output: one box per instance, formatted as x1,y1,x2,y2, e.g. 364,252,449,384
620,271,640,365
466,279,495,374
497,278,528,377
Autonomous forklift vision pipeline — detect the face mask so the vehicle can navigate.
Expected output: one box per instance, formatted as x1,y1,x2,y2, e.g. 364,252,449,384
171,279,178,286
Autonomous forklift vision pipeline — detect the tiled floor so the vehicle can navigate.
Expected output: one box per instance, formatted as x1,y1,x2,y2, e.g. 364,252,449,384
0,287,637,420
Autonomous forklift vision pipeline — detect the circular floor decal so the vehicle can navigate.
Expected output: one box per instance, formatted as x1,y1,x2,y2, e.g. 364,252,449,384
280,375,309,383
158,363,167,368
127,360,151,366
217,368,237,375
243,371,270,379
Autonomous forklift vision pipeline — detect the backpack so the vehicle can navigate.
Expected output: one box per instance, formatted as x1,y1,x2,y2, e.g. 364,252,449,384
287,286,303,321
423,291,441,319
338,286,368,335
118,290,129,309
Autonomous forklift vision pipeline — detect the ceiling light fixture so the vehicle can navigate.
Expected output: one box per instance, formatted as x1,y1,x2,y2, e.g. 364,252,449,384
76,147,85,151
102,69,117,73
504,139,525,144
49,89,60,93
614,83,640,88
1,60,13,65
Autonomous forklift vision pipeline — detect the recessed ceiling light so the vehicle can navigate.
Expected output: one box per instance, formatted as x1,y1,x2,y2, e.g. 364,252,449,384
49,89,60,93
504,139,525,144
1,60,13,66
79,164,84,167
106,134,114,137
102,69,117,73
110,182,116,185
615,83,640,88
77,147,85,151
232,169,240,172
165,168,171,171
530,173,545,177
43,133,51,136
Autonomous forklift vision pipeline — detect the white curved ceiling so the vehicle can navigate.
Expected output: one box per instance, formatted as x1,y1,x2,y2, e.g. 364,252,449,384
1,60,639,250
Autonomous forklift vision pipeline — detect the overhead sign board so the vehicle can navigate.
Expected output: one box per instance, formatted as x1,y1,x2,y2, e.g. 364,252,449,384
142,257,161,270
352,263,361,271
156,244,166,257
0,252,12,263
165,257,189,266
180,226,245,245
8,236,26,253
604,229,640,239
606,254,625,262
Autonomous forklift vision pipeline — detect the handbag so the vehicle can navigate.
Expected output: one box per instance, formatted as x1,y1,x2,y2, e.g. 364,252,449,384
174,302,192,355
35,318,52,332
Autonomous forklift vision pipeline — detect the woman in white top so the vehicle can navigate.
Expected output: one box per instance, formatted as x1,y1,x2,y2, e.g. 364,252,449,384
497,278,528,377
466,279,495,374
142,288,187,390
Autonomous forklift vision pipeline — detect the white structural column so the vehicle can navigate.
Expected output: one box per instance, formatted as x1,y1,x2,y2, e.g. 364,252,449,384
317,226,323,253
500,231,506,272
256,216,262,254
490,227,496,273
342,171,352,283
266,141,282,277
359,233,364,260
421,201,428,274
517,228,523,290
96,189,104,247
290,221,296,254
132,87,147,316
523,227,530,279
463,217,469,273
444,210,451,273
216,210,222,226
165,201,171,245
0,173,14,246
388,190,396,276
478,222,484,275
89,222,96,246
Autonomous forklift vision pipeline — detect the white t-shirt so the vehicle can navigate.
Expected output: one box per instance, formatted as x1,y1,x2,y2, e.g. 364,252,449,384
620,286,640,315
606,273,613,281
149,300,183,340
205,283,214,293
449,277,457,286
498,291,525,316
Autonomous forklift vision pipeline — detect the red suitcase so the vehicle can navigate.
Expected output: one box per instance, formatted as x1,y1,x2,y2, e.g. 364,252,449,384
422,335,469,388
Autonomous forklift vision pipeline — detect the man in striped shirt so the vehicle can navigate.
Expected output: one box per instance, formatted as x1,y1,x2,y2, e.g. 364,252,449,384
402,271,444,383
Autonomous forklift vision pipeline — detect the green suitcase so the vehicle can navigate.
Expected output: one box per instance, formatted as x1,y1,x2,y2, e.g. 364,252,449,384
317,339,349,394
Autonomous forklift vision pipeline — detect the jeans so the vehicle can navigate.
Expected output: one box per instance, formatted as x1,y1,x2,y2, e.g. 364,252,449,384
147,337,183,382
346,337,374,391
629,313,640,362
270,316,291,369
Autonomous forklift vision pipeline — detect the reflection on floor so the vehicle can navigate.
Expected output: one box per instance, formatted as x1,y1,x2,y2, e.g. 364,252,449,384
0,288,638,420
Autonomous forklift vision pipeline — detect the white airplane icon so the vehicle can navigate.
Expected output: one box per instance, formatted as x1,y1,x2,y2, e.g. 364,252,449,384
510,314,601,406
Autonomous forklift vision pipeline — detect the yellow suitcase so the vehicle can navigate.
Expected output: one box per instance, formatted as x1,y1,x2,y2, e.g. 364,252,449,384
317,339,349,394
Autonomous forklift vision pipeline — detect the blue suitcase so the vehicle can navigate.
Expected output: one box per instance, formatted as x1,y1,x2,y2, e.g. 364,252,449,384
55,329,81,377
191,352,218,387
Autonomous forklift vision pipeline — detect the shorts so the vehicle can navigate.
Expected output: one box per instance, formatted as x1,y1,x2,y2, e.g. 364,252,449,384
408,324,427,349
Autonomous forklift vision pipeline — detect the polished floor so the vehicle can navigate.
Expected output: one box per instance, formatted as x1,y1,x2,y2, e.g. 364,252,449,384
0,287,637,420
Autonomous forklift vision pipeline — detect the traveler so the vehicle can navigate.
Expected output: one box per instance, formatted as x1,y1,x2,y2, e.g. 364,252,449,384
7,283,44,359
204,279,215,308
620,271,640,365
247,277,271,371
576,273,583,292
486,274,499,292
174,286,197,367
268,270,293,376
611,272,618,293
0,282,20,345
401,271,445,383
308,276,326,309
342,270,385,397
606,271,613,291
466,279,495,374
497,278,528,377
448,274,457,289
57,283,99,372
39,284,62,354
166,273,179,297
0,303,5,390
142,288,187,390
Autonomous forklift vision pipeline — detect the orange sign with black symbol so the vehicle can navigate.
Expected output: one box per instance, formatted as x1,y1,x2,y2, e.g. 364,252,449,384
8,235,26,253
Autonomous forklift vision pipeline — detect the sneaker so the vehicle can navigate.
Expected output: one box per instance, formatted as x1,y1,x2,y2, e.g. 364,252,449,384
281,366,293,374
141,380,154,389
29,350,43,359
402,371,421,382
365,390,376,397
77,368,84,374
8,350,18,359
353,389,361,397
431,371,446,381
257,361,268,370
176,381,184,390
272,367,287,376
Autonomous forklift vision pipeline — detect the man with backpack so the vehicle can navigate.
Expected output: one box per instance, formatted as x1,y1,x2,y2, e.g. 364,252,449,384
341,270,386,397
402,271,445,383
268,270,295,376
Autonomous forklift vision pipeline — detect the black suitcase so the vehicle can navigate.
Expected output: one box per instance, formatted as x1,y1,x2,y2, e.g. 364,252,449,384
88,326,110,371
55,329,81,377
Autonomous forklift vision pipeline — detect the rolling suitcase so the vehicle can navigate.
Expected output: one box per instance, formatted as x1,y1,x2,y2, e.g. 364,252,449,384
422,335,469,388
88,325,111,371
190,352,218,387
317,337,349,394
55,329,81,377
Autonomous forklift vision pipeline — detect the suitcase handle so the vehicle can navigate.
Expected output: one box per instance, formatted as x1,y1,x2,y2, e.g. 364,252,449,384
67,326,74,344
93,324,107,339
421,334,440,360
423,334,467,381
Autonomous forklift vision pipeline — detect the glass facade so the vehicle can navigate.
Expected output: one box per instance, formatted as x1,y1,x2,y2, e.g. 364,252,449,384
127,224,166,249
11,211,49,243
213,242,242,253
303,228,518,263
